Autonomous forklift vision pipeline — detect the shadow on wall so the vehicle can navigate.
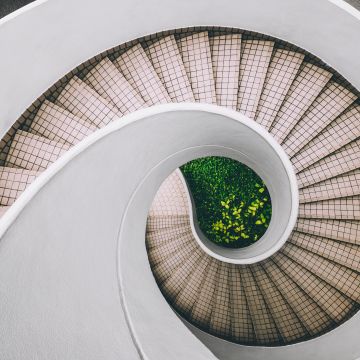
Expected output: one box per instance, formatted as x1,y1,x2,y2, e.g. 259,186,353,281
346,0,360,10
0,0,35,18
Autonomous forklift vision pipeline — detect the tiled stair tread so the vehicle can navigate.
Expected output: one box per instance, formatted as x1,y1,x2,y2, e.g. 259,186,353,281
0,206,9,217
6,131,70,171
148,170,189,217
146,226,192,248
2,28,360,348
298,196,360,220
252,263,308,342
209,263,231,336
146,215,190,231
270,63,332,143
296,139,360,188
237,40,274,119
299,169,360,203
190,259,219,328
84,57,146,114
241,266,280,344
152,239,198,284
210,34,242,109
289,231,360,272
295,218,360,245
0,167,40,206
255,49,304,130
162,247,204,299
147,230,194,265
177,31,217,104
114,44,171,106
174,255,212,314
262,258,333,335
229,265,256,343
291,104,360,173
282,243,360,302
283,82,356,156
30,100,96,146
56,76,121,128
145,35,195,102
271,252,353,323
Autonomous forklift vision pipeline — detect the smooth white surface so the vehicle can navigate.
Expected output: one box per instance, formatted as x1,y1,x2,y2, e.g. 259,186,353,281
0,0,360,139
0,106,220,360
1,0,360,357
0,105,359,359
184,316,360,360
174,125,298,265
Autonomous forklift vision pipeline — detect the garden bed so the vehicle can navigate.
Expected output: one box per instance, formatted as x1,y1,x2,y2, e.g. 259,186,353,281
180,156,272,248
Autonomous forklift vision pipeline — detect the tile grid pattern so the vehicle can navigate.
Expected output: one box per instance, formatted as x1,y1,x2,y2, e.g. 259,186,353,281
209,34,242,109
255,49,304,130
146,168,360,346
0,26,359,347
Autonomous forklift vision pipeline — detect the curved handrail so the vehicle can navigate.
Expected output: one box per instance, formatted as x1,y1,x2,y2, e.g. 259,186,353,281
0,104,359,359
1,0,360,140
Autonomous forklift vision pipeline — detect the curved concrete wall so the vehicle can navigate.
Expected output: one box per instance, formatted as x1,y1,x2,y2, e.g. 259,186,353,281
1,0,360,358
0,105,222,360
184,317,360,360
0,104,359,359
0,0,360,139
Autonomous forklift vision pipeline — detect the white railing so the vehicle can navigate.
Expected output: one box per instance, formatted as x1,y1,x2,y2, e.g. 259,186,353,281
1,0,360,358
0,0,360,139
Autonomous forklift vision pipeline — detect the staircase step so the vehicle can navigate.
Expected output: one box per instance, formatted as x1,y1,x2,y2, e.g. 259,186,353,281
281,243,360,302
299,169,360,203
0,206,9,217
297,139,360,188
291,104,360,173
161,247,204,300
237,40,274,119
262,257,332,335
229,265,255,343
270,63,331,142
0,167,39,206
152,239,197,284
272,252,354,323
84,58,146,114
148,170,189,217
177,32,217,104
146,225,191,248
147,230,193,266
252,263,308,342
210,34,242,109
190,259,220,329
146,214,189,231
30,100,96,146
282,82,356,156
209,263,231,337
255,49,304,130
295,218,360,245
174,255,212,315
241,266,280,345
56,77,121,128
299,196,360,220
114,44,171,106
145,35,194,102
6,131,70,171
289,231,360,272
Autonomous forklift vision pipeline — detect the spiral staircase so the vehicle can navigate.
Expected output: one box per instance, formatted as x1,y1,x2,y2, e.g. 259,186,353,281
1,1,360,358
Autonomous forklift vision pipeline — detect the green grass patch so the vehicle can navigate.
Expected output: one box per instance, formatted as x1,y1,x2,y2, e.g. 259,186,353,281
180,156,272,248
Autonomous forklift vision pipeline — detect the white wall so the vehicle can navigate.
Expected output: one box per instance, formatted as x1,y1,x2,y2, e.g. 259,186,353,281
0,104,359,359
1,0,360,358
0,0,360,139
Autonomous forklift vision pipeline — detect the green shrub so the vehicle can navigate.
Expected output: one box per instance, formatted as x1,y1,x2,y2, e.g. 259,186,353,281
180,156,272,248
